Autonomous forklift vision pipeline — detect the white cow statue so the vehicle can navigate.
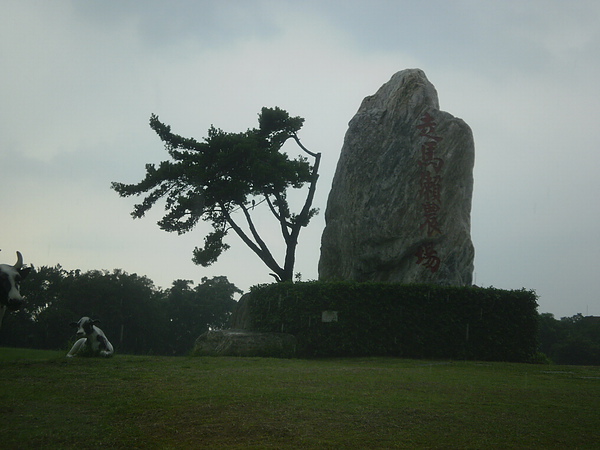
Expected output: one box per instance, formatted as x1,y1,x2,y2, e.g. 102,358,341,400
67,316,114,357
0,251,31,330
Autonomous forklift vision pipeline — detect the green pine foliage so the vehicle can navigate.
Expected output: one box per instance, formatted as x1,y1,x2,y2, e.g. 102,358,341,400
111,107,321,282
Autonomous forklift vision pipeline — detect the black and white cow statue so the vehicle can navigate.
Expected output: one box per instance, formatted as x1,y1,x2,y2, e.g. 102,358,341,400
0,251,31,330
67,317,114,357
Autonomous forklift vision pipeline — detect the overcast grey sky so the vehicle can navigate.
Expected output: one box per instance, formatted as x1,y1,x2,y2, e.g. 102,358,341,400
2,1,599,318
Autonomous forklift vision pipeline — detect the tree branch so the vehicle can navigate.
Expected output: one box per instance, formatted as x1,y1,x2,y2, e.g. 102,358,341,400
221,204,284,278
265,196,290,240
295,151,321,230
291,133,319,158
281,150,322,280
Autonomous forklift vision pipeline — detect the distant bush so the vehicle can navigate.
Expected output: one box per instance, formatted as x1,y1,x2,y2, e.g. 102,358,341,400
246,282,538,362
0,266,239,356
539,313,600,365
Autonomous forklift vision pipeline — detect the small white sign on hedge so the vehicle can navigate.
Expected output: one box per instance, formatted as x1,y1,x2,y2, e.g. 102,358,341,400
321,311,338,323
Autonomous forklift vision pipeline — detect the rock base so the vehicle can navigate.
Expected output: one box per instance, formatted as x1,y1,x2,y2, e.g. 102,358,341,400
192,329,297,358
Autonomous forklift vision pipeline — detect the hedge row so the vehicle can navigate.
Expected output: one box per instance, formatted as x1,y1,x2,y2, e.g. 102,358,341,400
247,282,539,362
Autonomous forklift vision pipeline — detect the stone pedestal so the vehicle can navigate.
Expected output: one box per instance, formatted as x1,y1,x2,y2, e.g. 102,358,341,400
193,329,297,358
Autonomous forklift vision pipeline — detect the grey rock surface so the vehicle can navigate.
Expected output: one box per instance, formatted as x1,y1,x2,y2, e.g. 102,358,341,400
227,293,252,330
193,329,297,358
319,69,474,285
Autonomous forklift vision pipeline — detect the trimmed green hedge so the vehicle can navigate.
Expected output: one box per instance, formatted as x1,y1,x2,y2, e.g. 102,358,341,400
247,282,538,362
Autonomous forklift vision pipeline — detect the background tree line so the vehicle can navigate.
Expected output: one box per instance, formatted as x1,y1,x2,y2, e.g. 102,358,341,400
0,265,240,356
3,265,599,364
538,313,600,365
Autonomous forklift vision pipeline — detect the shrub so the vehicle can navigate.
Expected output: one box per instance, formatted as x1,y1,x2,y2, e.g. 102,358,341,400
246,282,538,362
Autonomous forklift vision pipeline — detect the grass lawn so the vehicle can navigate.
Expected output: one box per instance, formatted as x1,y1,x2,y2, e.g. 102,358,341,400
1,347,598,448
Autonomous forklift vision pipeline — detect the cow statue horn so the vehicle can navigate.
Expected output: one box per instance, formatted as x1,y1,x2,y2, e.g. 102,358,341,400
14,251,23,270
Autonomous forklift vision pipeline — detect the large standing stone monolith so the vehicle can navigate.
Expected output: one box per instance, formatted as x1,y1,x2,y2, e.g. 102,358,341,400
319,69,474,285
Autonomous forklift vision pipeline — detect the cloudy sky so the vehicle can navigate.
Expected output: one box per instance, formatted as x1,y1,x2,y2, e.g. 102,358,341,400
2,1,599,318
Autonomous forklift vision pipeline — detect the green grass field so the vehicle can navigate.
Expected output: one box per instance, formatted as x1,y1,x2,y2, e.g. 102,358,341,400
1,347,598,449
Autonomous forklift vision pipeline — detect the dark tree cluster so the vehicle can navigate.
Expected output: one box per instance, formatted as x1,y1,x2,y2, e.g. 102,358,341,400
0,265,240,356
538,313,600,365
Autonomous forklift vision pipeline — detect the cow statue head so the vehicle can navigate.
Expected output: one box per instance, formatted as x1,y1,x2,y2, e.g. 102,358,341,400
0,251,31,328
70,317,101,338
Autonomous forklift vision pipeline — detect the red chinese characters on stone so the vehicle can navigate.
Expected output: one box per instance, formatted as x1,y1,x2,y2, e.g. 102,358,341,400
415,243,441,273
419,172,442,204
416,112,438,138
420,201,442,236
415,112,444,273
418,139,444,173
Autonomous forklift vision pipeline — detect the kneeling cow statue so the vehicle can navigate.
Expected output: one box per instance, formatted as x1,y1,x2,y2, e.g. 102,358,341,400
67,317,114,357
